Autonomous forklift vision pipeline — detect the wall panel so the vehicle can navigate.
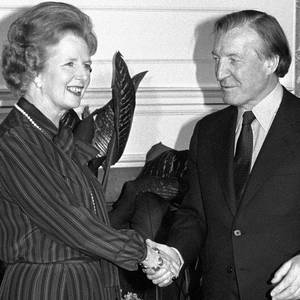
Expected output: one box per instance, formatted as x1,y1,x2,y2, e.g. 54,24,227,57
0,0,296,167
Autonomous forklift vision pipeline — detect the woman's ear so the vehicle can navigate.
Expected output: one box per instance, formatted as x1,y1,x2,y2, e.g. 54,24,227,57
34,76,43,89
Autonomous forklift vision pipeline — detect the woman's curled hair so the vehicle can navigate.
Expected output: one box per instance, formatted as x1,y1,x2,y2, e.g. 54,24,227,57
2,1,98,95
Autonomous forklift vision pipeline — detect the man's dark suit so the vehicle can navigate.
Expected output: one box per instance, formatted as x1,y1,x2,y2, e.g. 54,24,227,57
168,87,300,300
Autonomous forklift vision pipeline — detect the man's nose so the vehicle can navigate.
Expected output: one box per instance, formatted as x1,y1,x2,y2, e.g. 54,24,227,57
216,60,230,81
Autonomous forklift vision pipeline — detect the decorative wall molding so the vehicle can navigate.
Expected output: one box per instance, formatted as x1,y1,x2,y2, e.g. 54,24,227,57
0,1,255,12
0,84,295,108
0,87,224,106
0,0,296,168
0,6,245,12
0,86,224,118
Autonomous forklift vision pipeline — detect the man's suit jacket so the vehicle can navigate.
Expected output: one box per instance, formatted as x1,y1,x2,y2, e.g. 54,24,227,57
168,87,300,300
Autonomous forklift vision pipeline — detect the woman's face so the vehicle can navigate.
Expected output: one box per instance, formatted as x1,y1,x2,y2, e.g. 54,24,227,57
37,33,92,119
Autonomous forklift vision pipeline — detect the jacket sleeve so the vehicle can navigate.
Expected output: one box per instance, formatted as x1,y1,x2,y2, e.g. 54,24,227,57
167,121,207,264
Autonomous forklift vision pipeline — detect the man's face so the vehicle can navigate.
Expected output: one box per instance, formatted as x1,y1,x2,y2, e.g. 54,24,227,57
212,25,277,109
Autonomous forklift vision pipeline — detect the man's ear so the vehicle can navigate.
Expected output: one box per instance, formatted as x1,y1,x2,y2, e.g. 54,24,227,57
265,55,280,75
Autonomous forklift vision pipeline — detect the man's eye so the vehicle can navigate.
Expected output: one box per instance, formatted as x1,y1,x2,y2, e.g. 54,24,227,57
229,57,239,64
212,57,221,66
85,64,92,72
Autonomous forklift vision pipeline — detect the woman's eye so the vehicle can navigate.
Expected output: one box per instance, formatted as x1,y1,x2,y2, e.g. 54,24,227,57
65,62,74,67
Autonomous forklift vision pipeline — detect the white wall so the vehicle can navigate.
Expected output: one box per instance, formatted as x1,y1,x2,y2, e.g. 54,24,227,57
0,0,296,167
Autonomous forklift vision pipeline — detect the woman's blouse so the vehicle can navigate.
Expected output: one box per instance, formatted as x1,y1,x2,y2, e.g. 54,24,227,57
0,97,146,271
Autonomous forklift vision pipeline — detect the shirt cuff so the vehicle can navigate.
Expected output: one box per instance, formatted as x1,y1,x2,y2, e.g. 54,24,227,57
171,247,184,271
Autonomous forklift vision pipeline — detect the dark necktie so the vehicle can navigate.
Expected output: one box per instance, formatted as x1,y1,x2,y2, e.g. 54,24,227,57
234,111,256,202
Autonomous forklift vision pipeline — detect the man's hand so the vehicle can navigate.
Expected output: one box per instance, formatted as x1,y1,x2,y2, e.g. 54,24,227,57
143,239,183,287
270,254,300,299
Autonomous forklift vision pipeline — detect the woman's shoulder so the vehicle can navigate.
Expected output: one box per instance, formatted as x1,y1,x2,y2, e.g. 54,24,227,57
0,110,44,151
0,108,19,137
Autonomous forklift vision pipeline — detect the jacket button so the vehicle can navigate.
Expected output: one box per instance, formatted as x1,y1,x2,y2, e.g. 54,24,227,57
226,265,233,273
233,229,242,236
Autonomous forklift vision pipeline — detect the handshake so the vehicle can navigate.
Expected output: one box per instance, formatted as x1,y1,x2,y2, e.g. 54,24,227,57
141,239,183,287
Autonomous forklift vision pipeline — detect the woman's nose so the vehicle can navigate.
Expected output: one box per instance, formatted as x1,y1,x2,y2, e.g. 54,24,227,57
75,65,90,80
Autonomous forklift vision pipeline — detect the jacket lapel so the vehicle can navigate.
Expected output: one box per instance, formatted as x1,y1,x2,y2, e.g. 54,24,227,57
239,89,300,210
213,106,238,215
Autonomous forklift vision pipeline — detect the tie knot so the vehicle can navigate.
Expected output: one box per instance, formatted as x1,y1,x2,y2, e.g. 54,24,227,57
242,111,255,125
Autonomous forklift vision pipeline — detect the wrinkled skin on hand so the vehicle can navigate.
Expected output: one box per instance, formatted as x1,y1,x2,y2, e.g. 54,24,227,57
271,254,300,300
143,239,181,287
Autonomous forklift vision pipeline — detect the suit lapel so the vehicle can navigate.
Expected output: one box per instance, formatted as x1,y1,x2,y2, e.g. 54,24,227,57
213,106,238,215
239,89,300,210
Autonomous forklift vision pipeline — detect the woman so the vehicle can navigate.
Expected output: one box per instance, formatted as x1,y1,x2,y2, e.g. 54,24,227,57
0,2,173,299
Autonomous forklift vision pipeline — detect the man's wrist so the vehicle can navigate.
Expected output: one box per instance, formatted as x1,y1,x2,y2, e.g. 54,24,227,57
171,247,184,271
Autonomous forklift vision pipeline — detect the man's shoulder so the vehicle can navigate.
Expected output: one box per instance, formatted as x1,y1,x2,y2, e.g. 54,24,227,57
282,86,300,102
190,105,235,142
281,87,300,115
196,105,235,128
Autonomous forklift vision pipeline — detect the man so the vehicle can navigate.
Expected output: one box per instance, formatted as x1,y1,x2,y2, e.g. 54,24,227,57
146,10,300,300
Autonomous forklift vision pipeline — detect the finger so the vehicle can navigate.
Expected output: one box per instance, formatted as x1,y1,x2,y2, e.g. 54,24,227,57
145,239,181,276
152,270,173,285
271,261,291,285
144,254,179,281
293,286,300,299
143,268,155,275
142,244,163,270
159,249,179,267
159,254,179,277
271,270,296,297
146,267,169,280
159,250,176,263
157,278,173,287
271,282,297,300
146,239,158,248
146,239,171,255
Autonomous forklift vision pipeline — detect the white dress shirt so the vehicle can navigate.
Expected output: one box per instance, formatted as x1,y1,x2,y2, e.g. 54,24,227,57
234,82,283,170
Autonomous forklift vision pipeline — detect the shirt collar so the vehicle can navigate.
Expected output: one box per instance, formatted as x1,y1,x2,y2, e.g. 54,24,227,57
236,82,283,132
